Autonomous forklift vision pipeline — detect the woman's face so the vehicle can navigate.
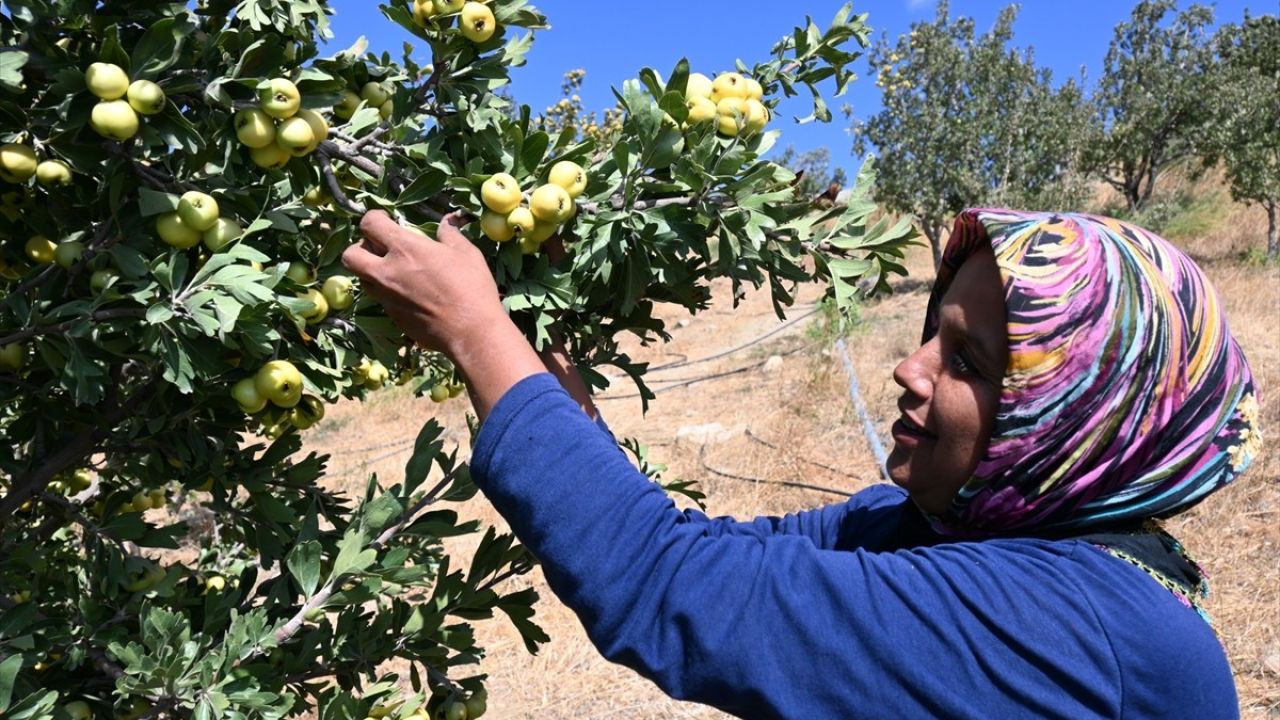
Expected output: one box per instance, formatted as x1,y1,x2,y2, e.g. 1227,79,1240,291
887,247,1008,515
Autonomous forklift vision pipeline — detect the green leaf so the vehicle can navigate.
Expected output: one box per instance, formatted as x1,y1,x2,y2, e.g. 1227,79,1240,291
132,17,185,77
332,529,376,579
0,51,28,92
287,540,323,597
0,655,21,711
139,188,180,217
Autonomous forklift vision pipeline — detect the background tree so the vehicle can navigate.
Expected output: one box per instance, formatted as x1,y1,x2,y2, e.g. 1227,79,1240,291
773,145,849,200
0,0,915,717
1083,0,1216,213
1203,13,1279,261
853,1,1088,266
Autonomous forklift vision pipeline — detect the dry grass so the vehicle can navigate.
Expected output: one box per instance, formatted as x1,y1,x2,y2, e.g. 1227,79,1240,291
301,190,1278,717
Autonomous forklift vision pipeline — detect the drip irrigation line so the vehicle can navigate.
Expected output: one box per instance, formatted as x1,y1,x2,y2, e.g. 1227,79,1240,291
597,340,816,401
835,338,891,482
697,444,852,498
646,305,822,372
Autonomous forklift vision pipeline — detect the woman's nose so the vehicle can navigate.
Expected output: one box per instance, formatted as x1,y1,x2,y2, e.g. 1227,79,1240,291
893,338,940,399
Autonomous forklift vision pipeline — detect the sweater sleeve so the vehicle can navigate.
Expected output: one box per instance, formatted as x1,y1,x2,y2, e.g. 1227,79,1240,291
589,388,906,550
470,374,1232,719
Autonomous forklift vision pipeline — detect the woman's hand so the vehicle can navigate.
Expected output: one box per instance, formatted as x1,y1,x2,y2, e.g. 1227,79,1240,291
342,210,545,421
342,210,504,358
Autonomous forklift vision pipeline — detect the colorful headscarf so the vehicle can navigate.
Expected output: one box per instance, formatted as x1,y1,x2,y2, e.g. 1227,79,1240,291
925,209,1261,537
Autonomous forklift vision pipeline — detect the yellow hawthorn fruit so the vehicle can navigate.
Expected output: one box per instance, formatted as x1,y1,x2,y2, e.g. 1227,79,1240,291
35,159,72,186
429,384,450,402
177,191,219,231
255,359,304,408
296,108,329,153
685,72,713,100
54,240,85,269
413,0,438,26
506,206,536,238
126,79,166,115
259,77,301,119
710,72,749,103
334,89,361,119
204,575,226,593
321,275,355,310
276,116,316,156
156,212,201,249
203,218,242,252
25,235,57,264
250,143,291,170
232,376,267,413
459,2,496,42
716,97,747,136
90,100,139,141
686,95,717,124
480,172,522,214
361,81,390,107
529,183,573,224
297,287,329,324
433,0,465,13
744,77,764,102
84,62,129,100
0,342,25,371
743,99,768,134
0,143,38,183
480,208,515,242
547,160,587,198
526,218,556,243
379,99,394,120
235,108,276,148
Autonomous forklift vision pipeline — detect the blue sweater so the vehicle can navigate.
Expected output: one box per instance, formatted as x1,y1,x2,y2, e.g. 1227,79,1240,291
470,373,1238,719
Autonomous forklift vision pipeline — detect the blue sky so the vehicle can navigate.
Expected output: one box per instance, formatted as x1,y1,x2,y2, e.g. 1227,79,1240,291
326,0,1265,180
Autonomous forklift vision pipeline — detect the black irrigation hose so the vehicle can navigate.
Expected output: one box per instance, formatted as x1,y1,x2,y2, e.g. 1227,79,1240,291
646,305,822,372
597,340,816,401
697,444,853,499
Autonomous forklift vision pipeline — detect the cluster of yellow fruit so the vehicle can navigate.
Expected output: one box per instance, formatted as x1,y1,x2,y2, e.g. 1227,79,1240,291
411,0,498,43
83,62,167,141
478,160,586,254
334,80,396,122
684,71,769,137
354,357,392,389
0,143,72,187
229,359,326,436
48,468,94,496
369,692,486,720
155,190,243,251
233,78,331,170
295,274,356,326
428,382,465,402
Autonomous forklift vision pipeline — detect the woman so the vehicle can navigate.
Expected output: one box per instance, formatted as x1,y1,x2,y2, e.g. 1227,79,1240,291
343,208,1260,719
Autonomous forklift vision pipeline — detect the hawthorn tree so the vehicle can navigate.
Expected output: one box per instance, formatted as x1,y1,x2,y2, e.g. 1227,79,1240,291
1082,0,1217,213
0,1,914,718
1203,13,1279,261
853,1,1088,266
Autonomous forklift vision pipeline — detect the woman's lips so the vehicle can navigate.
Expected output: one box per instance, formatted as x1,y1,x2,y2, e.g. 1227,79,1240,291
891,415,934,445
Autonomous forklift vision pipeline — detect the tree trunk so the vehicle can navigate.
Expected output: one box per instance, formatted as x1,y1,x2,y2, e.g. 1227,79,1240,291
1268,200,1278,263
925,222,944,269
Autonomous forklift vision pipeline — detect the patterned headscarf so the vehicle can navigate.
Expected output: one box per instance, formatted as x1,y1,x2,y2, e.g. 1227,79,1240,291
925,209,1261,537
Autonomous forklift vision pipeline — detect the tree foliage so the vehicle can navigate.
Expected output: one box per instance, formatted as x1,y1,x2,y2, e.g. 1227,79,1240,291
0,0,916,717
1082,0,1217,213
1204,13,1280,260
852,1,1089,265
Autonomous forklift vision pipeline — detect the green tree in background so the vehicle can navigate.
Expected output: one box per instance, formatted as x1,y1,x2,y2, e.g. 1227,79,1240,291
773,145,849,200
853,2,1089,266
1083,0,1216,213
1204,13,1279,261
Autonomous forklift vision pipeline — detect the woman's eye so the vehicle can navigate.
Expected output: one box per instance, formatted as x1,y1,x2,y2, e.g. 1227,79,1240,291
951,351,974,375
